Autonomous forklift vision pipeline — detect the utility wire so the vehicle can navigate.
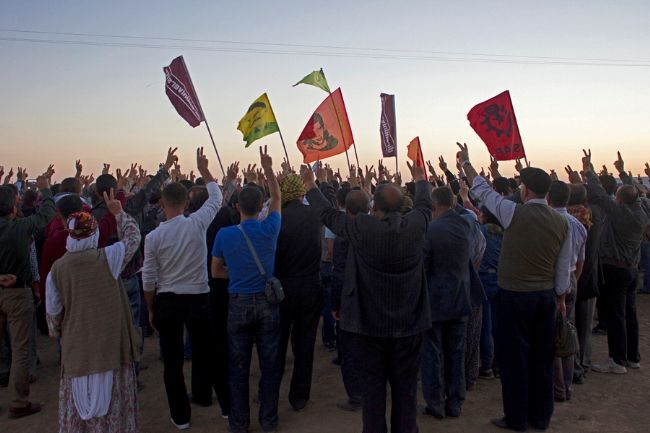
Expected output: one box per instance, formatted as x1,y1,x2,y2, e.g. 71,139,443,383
1,34,650,68
1,27,648,64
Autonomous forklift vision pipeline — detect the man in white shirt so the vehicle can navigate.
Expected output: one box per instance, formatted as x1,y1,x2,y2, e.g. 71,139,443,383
143,147,229,430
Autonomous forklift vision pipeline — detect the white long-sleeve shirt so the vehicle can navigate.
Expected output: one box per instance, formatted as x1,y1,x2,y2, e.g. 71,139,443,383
142,181,223,294
470,176,572,295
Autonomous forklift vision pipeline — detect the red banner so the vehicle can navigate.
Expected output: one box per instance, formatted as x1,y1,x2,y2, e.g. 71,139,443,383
407,136,425,169
467,90,525,161
297,88,354,164
163,56,205,128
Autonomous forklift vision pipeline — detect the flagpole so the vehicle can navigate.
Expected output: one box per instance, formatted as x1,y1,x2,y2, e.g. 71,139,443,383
203,120,226,178
277,127,291,167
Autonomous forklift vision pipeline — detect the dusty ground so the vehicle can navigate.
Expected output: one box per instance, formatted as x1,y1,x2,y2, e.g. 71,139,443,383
2,295,650,433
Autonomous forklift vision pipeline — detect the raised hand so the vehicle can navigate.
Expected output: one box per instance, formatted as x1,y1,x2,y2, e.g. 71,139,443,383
564,165,581,184
300,164,315,187
407,161,425,182
281,157,293,175
189,170,196,182
4,167,14,184
438,156,448,172
514,159,524,174
600,165,609,176
426,160,437,177
103,188,123,216
102,163,110,175
645,162,650,179
196,147,214,183
456,142,469,163
316,162,328,183
259,145,272,171
581,149,593,172
75,160,83,178
613,151,625,174
164,147,179,172
550,169,559,181
0,166,4,179
489,155,500,178
459,179,470,201
227,162,239,182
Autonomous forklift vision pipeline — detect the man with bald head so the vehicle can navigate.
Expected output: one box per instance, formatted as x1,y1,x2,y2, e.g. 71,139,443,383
583,152,648,375
301,163,432,433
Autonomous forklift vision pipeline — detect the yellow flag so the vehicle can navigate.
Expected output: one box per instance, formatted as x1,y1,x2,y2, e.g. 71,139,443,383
237,93,280,147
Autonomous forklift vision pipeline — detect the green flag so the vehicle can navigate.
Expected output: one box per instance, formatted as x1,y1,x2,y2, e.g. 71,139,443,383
237,93,280,147
293,68,331,93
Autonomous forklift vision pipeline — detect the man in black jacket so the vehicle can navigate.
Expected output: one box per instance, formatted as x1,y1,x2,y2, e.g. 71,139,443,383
421,186,472,419
301,162,432,433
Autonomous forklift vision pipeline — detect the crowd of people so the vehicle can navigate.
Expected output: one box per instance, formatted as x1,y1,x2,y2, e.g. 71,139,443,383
0,143,649,433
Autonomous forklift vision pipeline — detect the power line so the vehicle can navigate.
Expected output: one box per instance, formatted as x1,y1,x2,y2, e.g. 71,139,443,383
1,34,650,68
1,28,648,64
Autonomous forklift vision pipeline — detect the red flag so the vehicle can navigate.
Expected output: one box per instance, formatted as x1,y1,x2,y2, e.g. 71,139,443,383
163,56,205,128
297,88,354,164
467,90,525,161
407,136,425,169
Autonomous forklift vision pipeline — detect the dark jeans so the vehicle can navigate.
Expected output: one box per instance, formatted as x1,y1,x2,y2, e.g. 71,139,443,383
479,273,499,370
228,293,281,433
209,279,231,415
640,240,650,292
352,332,423,433
496,289,556,430
320,262,336,344
154,292,215,425
338,329,362,404
601,265,640,365
421,318,467,417
278,277,323,407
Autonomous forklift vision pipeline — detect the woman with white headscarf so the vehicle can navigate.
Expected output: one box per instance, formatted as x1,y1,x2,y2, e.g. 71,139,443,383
46,189,141,433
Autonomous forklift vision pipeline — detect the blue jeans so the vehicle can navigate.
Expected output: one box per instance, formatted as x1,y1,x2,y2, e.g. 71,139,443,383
479,273,500,369
421,318,468,417
228,293,281,433
640,240,650,293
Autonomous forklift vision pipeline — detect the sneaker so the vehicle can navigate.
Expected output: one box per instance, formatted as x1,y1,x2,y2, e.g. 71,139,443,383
171,418,190,430
592,358,627,374
627,361,641,369
8,402,42,419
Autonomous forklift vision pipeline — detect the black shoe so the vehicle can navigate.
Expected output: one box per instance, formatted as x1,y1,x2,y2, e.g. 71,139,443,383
491,417,526,432
422,406,444,419
479,368,495,380
445,407,461,418
336,399,361,412
290,398,308,411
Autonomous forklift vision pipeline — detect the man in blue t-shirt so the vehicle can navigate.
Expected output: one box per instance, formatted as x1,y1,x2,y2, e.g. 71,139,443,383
211,146,282,433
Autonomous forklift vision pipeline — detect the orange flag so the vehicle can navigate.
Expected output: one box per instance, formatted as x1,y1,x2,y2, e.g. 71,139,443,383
407,136,425,169
297,88,354,164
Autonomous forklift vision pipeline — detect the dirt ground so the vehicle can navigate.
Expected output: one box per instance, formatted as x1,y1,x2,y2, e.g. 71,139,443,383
2,295,650,433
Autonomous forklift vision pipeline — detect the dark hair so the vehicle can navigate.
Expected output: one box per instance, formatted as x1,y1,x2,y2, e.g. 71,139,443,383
50,184,60,195
162,182,188,207
195,177,205,186
313,112,324,128
431,186,454,207
96,174,117,196
373,184,402,213
507,178,519,192
336,186,351,207
188,186,209,213
493,177,511,196
179,180,194,190
481,206,502,228
149,190,162,205
568,184,587,206
21,189,39,209
0,185,17,216
618,185,639,205
548,181,570,208
238,186,263,216
599,175,618,196
57,194,83,219
345,190,370,215
60,177,82,194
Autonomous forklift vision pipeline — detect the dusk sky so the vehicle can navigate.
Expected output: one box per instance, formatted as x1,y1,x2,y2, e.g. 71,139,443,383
1,1,649,180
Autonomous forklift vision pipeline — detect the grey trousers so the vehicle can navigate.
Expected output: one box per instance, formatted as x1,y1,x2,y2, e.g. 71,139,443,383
554,276,577,400
574,297,596,377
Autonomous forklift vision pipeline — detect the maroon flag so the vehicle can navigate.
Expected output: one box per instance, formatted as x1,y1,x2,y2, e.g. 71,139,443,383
467,90,525,161
163,56,205,128
380,93,397,158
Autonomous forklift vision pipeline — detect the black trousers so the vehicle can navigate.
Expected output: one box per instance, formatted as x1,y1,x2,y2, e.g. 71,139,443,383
154,292,215,425
601,265,640,365
352,332,423,433
278,277,323,406
495,289,556,430
338,329,362,404
209,279,231,415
